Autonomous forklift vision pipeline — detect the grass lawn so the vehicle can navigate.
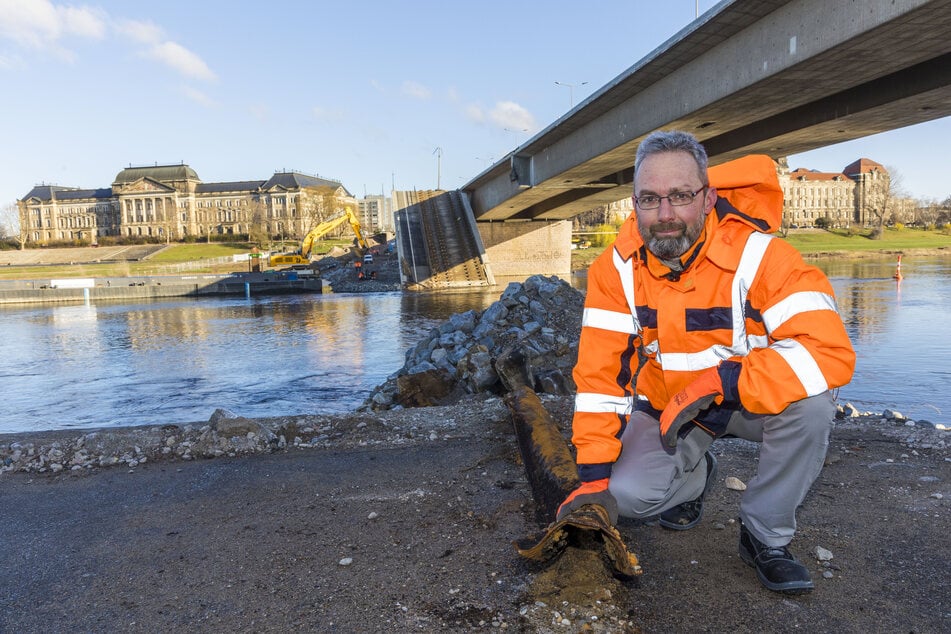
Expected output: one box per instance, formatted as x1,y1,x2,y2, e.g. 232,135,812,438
147,243,253,262
782,228,951,253
570,227,951,271
0,239,357,280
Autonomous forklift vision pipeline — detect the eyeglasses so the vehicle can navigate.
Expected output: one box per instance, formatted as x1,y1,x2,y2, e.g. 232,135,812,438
634,187,706,210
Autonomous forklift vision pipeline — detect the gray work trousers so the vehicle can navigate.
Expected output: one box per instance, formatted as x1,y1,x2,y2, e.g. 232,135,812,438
607,392,835,547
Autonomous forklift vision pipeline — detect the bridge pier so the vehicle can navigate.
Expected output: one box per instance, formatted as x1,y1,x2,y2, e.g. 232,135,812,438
477,220,572,283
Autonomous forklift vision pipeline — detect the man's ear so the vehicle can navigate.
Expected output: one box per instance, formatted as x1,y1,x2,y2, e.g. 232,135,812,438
704,186,718,211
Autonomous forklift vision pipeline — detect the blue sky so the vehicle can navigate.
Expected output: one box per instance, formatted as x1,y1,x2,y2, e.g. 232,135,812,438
1,0,948,214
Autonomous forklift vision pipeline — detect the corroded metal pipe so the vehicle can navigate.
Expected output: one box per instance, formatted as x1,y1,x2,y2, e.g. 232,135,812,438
504,385,580,522
505,384,642,579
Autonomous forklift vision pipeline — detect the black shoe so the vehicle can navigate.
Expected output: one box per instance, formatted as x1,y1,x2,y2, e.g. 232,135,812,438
659,451,717,530
738,521,814,595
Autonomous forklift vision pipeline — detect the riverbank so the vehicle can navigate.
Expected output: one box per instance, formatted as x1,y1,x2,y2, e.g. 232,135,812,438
2,396,948,633
2,265,949,631
2,273,949,632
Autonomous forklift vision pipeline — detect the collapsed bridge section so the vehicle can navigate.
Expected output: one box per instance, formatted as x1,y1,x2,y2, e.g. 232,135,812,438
393,190,495,289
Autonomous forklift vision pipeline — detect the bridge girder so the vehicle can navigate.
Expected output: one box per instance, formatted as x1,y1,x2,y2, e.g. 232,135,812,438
464,0,951,221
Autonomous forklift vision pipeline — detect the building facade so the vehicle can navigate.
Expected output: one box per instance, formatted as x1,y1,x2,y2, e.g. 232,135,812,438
777,157,890,228
357,194,394,233
18,156,892,246
17,164,360,245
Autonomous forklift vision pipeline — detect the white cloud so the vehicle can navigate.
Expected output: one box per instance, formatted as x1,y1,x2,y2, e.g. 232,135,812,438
401,80,431,100
146,41,215,81
369,79,385,93
60,5,106,39
0,3,215,82
180,85,216,108
113,18,163,45
0,0,105,53
490,101,536,132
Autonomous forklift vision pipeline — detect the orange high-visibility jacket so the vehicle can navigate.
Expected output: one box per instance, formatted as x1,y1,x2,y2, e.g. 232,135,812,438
572,155,856,481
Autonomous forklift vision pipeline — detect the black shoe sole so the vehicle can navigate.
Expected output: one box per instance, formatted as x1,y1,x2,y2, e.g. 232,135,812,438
738,541,815,595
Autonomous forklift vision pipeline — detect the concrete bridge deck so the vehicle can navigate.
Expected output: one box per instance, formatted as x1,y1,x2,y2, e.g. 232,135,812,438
464,0,951,221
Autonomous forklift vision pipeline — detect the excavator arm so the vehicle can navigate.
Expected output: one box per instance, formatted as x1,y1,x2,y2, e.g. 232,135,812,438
301,211,354,259
345,208,370,253
269,206,368,267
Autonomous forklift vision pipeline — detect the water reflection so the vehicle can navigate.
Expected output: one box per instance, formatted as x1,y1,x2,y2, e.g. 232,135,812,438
1,256,948,433
816,256,950,422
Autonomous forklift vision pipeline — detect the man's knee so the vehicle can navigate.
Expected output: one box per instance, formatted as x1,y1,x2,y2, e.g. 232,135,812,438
609,469,677,518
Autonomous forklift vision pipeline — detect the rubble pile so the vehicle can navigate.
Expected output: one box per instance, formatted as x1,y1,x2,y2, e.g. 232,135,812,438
313,251,402,293
360,275,585,411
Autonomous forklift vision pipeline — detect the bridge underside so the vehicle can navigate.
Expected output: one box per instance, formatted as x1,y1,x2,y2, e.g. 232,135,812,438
465,0,951,221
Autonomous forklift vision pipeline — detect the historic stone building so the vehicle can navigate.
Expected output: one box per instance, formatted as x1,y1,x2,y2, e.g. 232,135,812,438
19,156,893,247
17,164,357,245
777,157,890,228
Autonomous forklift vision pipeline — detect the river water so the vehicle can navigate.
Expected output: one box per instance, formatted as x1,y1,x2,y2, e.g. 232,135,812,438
1,256,948,434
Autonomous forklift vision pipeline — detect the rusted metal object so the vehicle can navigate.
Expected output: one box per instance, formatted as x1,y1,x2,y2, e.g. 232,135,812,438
514,504,642,579
504,384,642,578
504,385,580,521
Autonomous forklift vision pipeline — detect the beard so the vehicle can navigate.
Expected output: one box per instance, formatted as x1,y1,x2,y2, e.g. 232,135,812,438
639,212,707,260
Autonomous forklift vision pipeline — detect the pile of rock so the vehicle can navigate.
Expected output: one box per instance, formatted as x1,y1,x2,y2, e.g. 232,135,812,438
360,275,585,411
313,252,401,293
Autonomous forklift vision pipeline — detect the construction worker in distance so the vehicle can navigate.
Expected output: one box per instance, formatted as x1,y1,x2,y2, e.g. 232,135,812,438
558,130,855,594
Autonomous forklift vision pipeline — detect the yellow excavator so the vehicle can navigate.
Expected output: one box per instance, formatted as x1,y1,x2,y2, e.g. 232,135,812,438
269,207,369,267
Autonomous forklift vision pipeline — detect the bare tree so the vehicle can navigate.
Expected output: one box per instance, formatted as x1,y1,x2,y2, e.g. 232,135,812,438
0,203,27,249
865,166,903,239
298,186,344,237
247,198,270,247
914,199,943,227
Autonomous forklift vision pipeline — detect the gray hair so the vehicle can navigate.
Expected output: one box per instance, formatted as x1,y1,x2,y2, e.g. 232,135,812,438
634,130,709,187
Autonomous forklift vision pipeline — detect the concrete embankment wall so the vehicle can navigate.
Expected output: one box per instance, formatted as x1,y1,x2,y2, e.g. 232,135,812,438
0,274,322,305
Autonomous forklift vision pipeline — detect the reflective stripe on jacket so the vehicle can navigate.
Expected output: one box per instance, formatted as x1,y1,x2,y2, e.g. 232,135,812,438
572,155,856,480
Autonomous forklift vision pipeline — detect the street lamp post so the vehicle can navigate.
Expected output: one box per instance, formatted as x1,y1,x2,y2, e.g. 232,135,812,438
432,147,442,190
504,128,528,146
554,80,588,108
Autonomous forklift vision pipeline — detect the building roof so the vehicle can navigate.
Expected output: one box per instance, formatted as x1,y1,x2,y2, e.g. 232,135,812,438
21,185,73,201
788,168,850,182
842,158,887,177
196,180,266,194
54,187,113,200
23,166,353,201
113,164,200,184
261,171,345,192
20,185,113,202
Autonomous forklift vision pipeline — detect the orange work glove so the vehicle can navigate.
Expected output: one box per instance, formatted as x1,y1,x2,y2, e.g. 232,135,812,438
659,366,728,448
556,478,618,524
